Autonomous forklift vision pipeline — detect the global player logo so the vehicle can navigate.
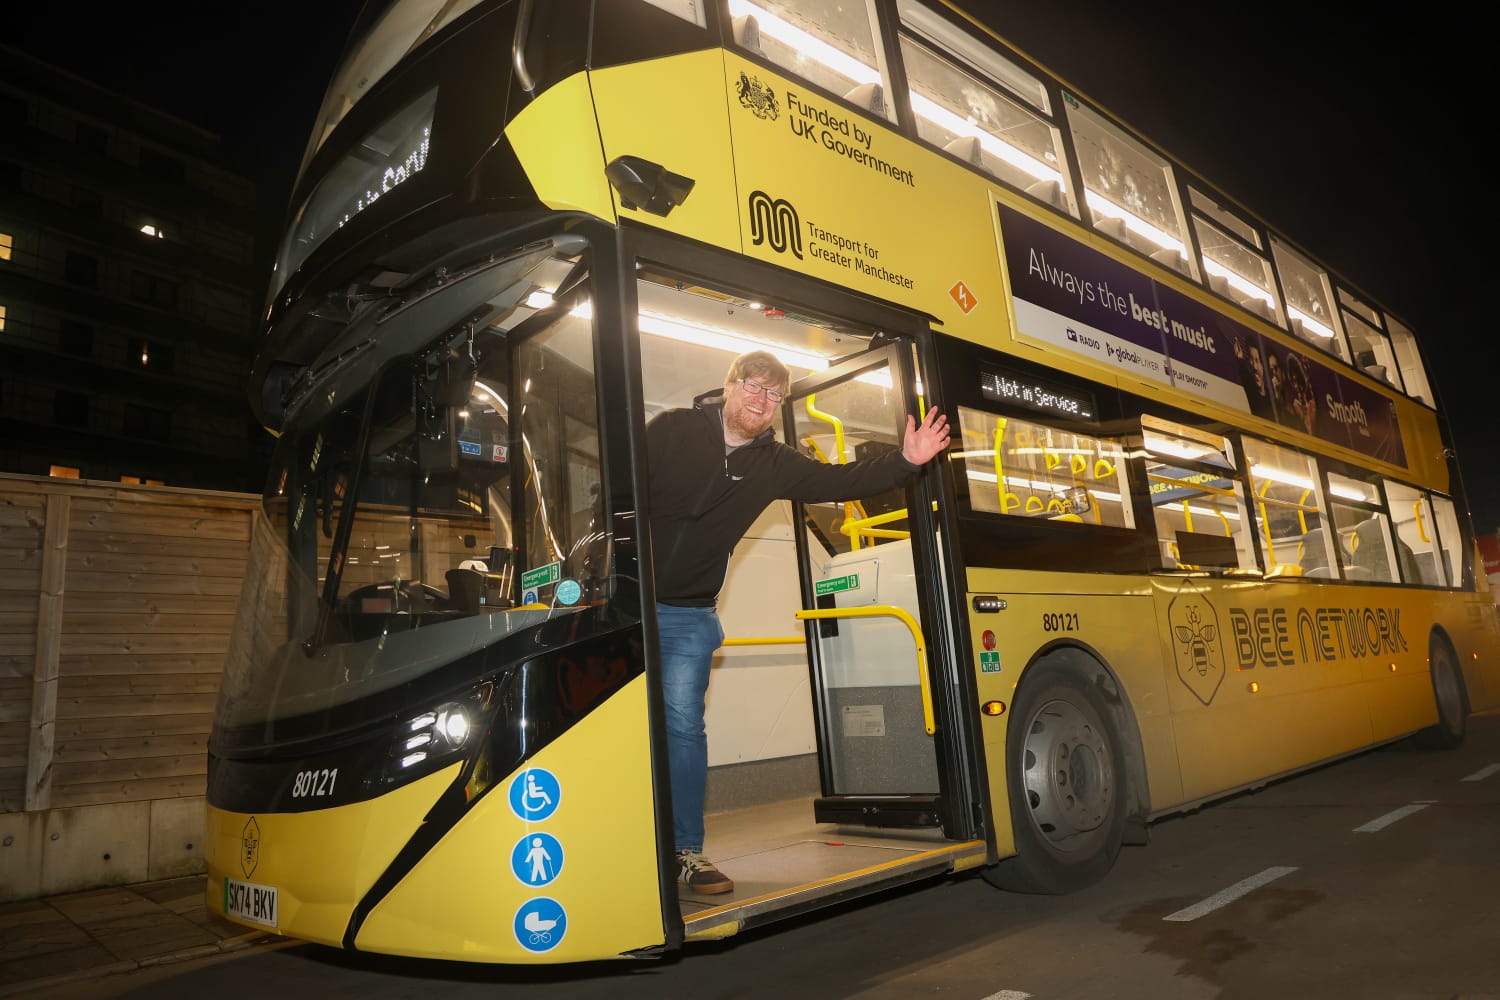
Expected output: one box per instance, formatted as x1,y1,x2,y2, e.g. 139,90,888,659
747,191,802,259
1169,588,1225,706
736,72,779,120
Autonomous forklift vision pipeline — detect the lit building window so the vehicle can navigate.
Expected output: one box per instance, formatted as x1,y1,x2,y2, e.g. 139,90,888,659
0,303,6,332
0,232,12,261
49,465,81,479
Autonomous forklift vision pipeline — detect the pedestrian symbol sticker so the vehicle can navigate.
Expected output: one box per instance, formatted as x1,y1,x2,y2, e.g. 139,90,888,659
511,832,563,886
514,897,567,952
508,767,561,821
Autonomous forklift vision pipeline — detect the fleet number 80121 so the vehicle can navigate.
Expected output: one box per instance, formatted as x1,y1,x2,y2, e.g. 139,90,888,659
1041,612,1080,632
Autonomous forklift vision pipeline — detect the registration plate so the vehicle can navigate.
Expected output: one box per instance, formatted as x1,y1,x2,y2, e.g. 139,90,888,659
224,878,279,928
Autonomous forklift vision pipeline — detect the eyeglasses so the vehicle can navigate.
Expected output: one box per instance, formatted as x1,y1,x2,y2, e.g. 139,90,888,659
737,379,785,403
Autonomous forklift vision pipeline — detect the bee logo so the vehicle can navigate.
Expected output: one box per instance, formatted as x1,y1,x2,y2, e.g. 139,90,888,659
736,72,779,120
1169,590,1225,705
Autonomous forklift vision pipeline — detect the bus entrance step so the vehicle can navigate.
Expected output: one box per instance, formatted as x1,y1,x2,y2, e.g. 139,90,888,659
813,795,942,828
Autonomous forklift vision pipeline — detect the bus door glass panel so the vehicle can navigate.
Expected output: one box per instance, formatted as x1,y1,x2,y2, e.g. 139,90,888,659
955,406,1133,528
785,346,935,795
1064,100,1190,270
894,0,1076,216
1243,438,1328,578
728,0,895,122
1141,417,1255,573
1382,480,1443,585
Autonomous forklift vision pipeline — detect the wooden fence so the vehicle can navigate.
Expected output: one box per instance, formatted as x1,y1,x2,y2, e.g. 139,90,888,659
0,473,257,901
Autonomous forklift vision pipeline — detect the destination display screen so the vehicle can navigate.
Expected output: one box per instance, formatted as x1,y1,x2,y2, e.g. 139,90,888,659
980,364,1097,421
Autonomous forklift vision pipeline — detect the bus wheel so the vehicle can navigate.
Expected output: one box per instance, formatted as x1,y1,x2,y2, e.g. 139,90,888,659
983,670,1125,894
1414,638,1467,750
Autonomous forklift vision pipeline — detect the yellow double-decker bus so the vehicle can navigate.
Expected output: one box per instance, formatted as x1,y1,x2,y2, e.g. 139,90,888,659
205,0,1500,963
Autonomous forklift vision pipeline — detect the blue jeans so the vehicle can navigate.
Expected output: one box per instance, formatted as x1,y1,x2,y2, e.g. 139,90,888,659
656,603,724,854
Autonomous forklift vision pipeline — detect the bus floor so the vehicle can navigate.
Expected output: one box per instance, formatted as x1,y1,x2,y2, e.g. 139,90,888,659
679,796,986,939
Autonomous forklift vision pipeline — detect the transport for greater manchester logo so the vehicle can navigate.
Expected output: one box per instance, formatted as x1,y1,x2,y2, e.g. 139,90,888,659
747,190,802,259
1169,587,1224,706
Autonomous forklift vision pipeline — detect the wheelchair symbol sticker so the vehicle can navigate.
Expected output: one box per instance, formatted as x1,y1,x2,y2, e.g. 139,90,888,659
508,767,560,821
511,831,564,887
514,897,567,953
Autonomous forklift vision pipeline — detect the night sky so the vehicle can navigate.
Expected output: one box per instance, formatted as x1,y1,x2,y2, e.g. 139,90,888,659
4,1,1493,535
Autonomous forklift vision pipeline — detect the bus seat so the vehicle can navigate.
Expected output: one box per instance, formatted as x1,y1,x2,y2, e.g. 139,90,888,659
1150,247,1187,275
1298,527,1333,576
944,135,983,165
446,568,484,613
1364,364,1389,383
1093,216,1126,242
1207,273,1232,298
843,82,886,116
1025,178,1063,209
732,15,764,56
1289,317,1314,343
1351,517,1411,582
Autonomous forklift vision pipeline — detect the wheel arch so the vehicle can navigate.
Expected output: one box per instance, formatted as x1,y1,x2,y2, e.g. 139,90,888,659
1428,624,1472,716
1016,639,1152,844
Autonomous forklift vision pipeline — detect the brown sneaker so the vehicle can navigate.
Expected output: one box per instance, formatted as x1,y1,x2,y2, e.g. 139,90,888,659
676,850,734,895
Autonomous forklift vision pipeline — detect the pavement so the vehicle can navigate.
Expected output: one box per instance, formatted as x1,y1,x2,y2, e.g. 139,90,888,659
0,874,271,997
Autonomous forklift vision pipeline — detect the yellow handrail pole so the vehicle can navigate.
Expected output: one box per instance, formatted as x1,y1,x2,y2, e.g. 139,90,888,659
804,394,865,549
1296,488,1311,535
1414,500,1430,542
804,393,848,464
794,605,934,735
1182,501,1194,533
721,636,805,646
1257,480,1277,569
993,417,1020,513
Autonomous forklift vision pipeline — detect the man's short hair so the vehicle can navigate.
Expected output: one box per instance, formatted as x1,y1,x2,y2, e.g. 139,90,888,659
725,351,791,393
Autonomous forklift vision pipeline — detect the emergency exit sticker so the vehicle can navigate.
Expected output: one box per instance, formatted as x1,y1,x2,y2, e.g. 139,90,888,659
815,574,860,596
979,651,1002,673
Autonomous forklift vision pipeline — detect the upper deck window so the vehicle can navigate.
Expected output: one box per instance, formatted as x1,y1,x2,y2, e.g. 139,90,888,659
1065,101,1191,277
1338,287,1403,392
1385,316,1433,406
1270,236,1348,363
302,0,484,166
1188,187,1278,322
895,1,1074,215
642,0,707,25
729,0,895,123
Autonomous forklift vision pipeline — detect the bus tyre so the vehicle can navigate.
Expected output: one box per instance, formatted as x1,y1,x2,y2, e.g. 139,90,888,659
983,670,1125,894
1414,638,1467,750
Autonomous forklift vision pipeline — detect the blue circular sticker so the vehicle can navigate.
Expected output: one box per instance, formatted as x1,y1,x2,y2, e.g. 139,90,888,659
514,897,567,953
507,767,560,821
556,579,582,606
511,832,563,887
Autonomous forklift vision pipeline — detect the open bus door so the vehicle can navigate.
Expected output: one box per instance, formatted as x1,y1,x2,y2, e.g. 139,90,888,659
781,342,976,836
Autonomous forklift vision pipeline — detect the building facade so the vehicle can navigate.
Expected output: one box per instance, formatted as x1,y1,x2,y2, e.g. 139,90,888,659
0,47,265,491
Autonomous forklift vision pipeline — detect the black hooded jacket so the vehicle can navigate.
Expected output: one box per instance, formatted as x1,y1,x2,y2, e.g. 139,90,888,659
645,388,918,606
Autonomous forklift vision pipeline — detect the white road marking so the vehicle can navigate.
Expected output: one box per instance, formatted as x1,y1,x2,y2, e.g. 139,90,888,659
1461,763,1500,782
979,992,1032,1000
1162,866,1298,922
1353,800,1435,833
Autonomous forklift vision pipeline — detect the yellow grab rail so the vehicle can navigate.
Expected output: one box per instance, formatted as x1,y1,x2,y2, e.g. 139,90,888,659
794,604,934,735
720,635,805,647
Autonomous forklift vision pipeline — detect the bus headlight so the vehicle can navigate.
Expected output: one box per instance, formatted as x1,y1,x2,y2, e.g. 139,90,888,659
393,688,487,771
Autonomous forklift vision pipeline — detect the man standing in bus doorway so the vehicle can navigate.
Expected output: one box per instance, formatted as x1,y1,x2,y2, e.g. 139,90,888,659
646,350,950,894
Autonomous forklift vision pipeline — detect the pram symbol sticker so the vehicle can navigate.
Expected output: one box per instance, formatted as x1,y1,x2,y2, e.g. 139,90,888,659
514,897,567,952
511,832,564,887
508,767,561,821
